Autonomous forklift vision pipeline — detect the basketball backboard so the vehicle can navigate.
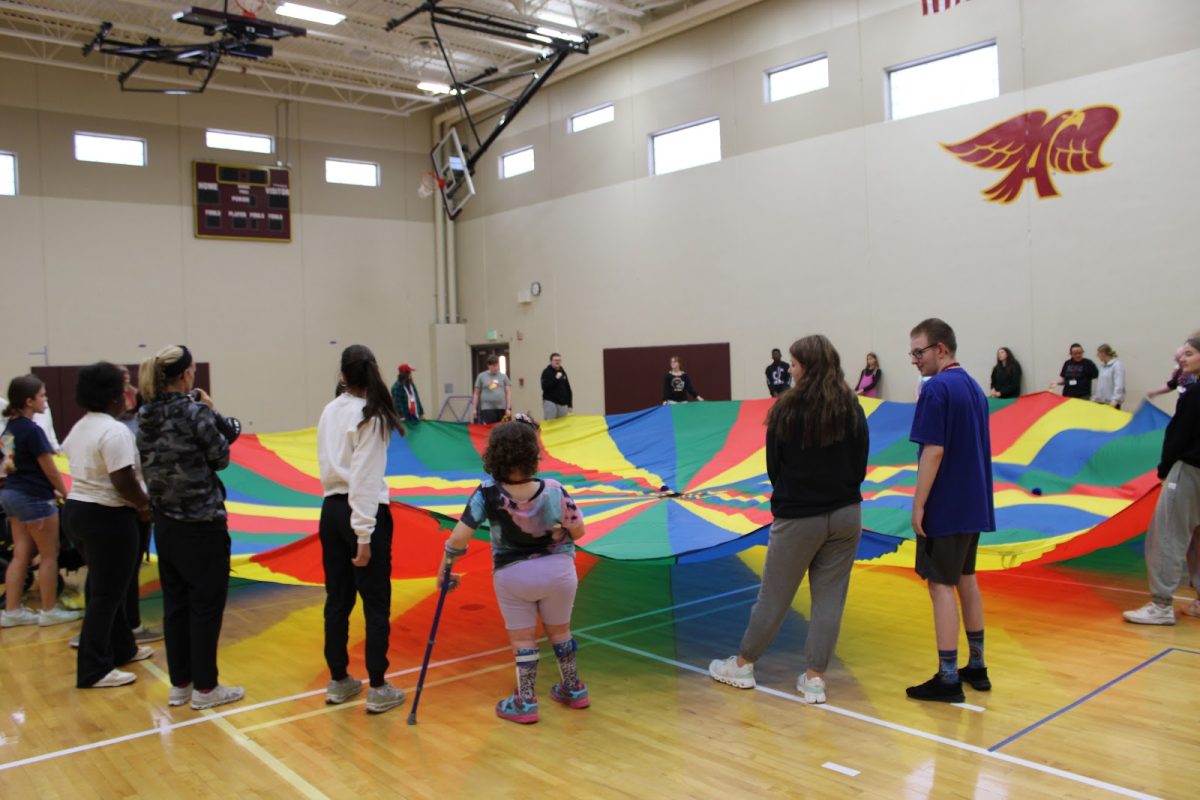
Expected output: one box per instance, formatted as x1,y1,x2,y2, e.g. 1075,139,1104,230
431,127,475,220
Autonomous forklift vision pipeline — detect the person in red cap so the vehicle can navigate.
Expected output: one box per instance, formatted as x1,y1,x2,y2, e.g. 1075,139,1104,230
391,364,424,425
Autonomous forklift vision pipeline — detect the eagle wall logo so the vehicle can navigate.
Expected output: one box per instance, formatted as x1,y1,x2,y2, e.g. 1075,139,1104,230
942,106,1119,203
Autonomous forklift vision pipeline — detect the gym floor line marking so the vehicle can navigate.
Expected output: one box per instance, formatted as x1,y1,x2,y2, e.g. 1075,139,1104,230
979,568,1194,603
143,662,330,800
0,583,762,773
821,762,860,777
951,701,986,712
576,633,1161,800
988,648,1199,752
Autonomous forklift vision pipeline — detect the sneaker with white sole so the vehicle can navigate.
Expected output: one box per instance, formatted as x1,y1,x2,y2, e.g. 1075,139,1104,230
91,669,137,688
69,634,80,648
191,684,245,710
365,683,406,714
38,606,83,627
708,655,756,689
1,607,39,628
132,625,165,644
797,673,826,704
1123,602,1176,625
326,676,363,705
168,683,193,707
1182,599,1200,618
128,645,154,663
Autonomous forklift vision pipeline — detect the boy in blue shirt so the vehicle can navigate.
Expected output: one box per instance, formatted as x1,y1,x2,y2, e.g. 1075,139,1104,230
906,319,995,702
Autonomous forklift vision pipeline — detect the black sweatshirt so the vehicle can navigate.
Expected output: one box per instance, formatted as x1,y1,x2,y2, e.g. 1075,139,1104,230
766,360,791,395
766,402,869,518
540,365,573,406
663,371,700,402
991,363,1022,398
1158,383,1200,479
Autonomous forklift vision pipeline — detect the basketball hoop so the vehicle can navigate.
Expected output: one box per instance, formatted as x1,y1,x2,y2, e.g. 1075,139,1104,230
235,0,268,18
417,171,445,199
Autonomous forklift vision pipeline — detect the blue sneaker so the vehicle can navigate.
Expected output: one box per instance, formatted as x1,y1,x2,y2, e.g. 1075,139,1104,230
496,694,539,724
550,682,590,709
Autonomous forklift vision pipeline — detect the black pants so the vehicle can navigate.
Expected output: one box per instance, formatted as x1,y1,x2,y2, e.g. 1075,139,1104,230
320,495,393,687
124,518,152,629
478,408,506,424
155,514,231,691
63,500,139,687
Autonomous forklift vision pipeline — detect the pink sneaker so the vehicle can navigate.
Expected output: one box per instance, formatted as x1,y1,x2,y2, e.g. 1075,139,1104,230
550,682,590,709
495,694,538,724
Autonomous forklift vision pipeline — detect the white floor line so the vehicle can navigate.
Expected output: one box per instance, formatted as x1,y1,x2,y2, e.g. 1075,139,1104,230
0,584,762,773
821,762,860,777
984,569,1193,603
576,632,1161,800
952,702,986,713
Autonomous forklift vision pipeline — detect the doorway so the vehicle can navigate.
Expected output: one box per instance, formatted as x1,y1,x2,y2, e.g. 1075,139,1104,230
469,343,510,386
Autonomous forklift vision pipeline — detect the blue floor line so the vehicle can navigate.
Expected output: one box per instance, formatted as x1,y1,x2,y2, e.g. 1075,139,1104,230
989,647,1198,752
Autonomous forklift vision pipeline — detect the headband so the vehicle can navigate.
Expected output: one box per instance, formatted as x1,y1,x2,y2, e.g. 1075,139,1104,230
162,346,193,379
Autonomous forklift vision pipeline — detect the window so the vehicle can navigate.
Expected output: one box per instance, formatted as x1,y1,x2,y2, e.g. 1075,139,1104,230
0,152,15,195
766,56,829,103
74,132,146,166
206,129,274,154
887,42,998,121
650,118,721,176
569,103,614,133
500,146,535,179
325,158,380,187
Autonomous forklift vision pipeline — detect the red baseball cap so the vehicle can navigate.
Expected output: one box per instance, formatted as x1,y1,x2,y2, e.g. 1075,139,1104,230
398,363,415,373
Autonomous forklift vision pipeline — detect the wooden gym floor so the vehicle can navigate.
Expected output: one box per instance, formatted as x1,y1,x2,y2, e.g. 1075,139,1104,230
0,540,1196,799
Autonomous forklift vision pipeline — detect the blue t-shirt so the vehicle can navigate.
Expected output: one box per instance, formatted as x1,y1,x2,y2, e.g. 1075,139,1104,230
909,368,995,537
1,416,56,499
460,477,582,569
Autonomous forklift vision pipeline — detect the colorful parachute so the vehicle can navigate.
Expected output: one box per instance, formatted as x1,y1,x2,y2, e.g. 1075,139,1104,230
183,392,1168,586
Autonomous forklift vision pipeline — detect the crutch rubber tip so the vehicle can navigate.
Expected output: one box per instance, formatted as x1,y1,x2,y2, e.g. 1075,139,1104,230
407,712,417,725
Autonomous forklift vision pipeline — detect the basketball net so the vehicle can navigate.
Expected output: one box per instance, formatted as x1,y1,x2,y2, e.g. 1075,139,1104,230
417,171,445,199
235,0,268,18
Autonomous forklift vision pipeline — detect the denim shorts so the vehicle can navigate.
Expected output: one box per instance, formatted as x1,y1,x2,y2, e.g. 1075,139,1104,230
0,487,59,523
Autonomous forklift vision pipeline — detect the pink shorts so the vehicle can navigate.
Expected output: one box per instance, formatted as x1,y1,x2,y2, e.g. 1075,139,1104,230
492,553,578,630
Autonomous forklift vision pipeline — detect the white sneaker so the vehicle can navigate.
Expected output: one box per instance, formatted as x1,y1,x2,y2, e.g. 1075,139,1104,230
365,683,406,714
92,669,137,688
326,676,363,705
708,655,756,689
168,683,193,707
797,674,826,704
191,684,244,710
1123,602,1175,625
38,606,83,627
69,634,80,648
1,607,39,628
128,645,154,663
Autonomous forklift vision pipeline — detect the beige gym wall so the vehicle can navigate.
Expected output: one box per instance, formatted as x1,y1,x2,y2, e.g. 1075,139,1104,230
451,0,1200,416
0,62,437,432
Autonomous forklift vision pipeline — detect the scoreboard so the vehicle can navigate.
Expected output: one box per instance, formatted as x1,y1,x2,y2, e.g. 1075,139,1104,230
193,161,291,242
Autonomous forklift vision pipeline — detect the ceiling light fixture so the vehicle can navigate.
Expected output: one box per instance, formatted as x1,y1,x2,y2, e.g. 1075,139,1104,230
276,3,346,26
417,80,454,94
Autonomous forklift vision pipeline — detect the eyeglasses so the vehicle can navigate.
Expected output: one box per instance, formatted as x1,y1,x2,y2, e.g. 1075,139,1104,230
909,344,938,360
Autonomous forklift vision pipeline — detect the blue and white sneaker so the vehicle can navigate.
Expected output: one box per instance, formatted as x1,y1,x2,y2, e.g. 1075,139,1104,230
550,682,590,709
496,694,539,724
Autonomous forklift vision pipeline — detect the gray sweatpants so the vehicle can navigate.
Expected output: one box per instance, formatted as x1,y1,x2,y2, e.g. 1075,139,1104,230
1146,461,1200,605
543,401,569,420
739,504,862,672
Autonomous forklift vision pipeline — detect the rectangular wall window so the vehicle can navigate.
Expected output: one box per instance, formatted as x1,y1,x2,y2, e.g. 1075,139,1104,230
0,151,15,195
74,132,146,166
650,118,721,176
887,42,998,121
569,103,614,133
325,158,380,187
206,129,274,154
766,56,829,103
500,146,535,179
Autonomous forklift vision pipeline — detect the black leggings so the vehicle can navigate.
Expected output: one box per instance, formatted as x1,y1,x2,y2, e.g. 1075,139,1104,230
319,495,393,687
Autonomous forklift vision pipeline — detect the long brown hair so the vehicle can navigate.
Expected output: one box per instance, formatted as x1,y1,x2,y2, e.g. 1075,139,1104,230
4,375,43,418
340,345,404,440
766,335,860,447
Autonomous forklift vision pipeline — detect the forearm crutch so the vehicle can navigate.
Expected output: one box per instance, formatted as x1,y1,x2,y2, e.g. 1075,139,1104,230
407,561,455,725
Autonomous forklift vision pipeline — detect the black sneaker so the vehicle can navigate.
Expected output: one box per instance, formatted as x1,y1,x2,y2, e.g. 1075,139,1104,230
958,666,991,691
906,674,965,703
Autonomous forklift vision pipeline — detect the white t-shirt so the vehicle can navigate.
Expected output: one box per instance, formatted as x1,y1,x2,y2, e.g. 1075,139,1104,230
63,412,140,507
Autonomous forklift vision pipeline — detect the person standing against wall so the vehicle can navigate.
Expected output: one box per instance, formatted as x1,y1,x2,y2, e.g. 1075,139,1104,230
906,319,996,703
473,356,512,424
765,348,791,397
1092,344,1126,409
1051,343,1099,399
663,356,703,404
540,353,573,421
854,353,882,398
391,364,424,425
989,348,1023,399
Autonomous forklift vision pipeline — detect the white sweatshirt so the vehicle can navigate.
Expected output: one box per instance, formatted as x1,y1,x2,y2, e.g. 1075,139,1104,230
317,393,390,543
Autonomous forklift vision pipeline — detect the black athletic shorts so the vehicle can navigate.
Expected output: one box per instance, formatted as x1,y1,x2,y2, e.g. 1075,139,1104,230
915,532,980,585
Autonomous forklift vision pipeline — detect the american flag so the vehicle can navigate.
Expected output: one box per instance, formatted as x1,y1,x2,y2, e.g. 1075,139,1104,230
923,0,971,13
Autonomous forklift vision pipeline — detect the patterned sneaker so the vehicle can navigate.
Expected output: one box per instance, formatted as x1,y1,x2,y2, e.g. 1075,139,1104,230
1123,602,1175,625
708,655,756,689
365,683,406,714
1181,599,1200,618
958,666,991,691
132,625,165,644
168,683,193,707
1,607,39,628
797,674,826,704
191,684,245,710
326,676,364,705
92,669,137,688
495,694,539,724
550,682,590,709
906,674,965,703
38,606,83,627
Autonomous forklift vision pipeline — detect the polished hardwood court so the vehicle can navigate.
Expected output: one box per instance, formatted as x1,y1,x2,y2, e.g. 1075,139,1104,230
1,541,1195,799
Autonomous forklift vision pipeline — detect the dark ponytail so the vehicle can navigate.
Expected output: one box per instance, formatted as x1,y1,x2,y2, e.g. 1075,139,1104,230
340,345,405,439
5,375,44,419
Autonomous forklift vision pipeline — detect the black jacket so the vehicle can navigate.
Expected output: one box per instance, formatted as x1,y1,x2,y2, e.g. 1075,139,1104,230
991,363,1022,398
1158,383,1200,479
766,402,869,518
541,365,573,406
